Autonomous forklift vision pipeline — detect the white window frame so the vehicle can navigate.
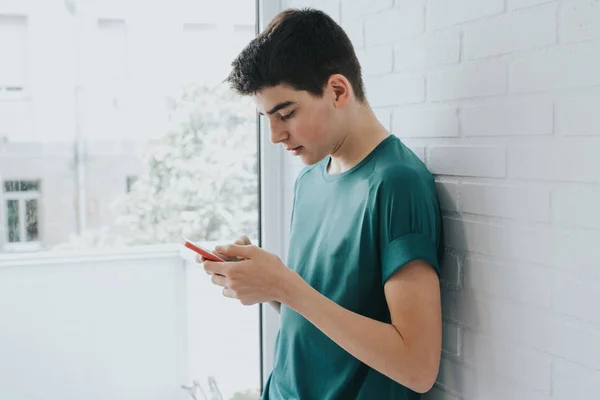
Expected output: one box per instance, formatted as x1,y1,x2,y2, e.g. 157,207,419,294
257,0,284,388
1,181,41,252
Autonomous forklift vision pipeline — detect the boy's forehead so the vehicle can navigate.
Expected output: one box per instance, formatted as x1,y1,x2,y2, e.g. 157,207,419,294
254,85,303,108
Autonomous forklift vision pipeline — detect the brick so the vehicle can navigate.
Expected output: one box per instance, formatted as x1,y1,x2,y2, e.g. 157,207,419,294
429,64,507,101
422,386,461,400
365,74,425,107
441,289,477,326
428,0,505,30
462,98,553,136
436,181,459,213
458,183,551,222
427,146,506,178
509,0,556,10
463,257,552,307
437,357,551,400
441,289,476,325
553,272,600,325
340,0,393,23
452,294,600,370
462,331,552,392
510,41,600,93
373,108,391,131
365,4,425,46
542,322,600,371
553,186,600,229
443,218,600,272
342,20,364,49
475,381,551,400
561,0,600,43
553,359,600,400
465,4,557,59
556,93,600,136
440,252,461,285
442,322,461,355
285,0,340,22
318,0,341,22
394,29,460,71
356,44,393,76
510,142,600,183
436,358,472,395
392,106,459,138
408,145,425,162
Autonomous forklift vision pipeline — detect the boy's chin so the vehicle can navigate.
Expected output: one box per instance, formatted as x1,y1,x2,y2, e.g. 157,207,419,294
299,153,326,166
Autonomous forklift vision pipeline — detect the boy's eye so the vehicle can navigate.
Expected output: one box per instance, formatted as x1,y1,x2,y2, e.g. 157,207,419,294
280,110,296,121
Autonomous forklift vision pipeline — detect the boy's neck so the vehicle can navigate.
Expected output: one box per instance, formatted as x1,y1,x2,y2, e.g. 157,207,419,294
327,104,390,175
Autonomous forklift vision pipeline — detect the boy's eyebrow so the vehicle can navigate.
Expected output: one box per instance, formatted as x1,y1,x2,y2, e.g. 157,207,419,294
258,101,295,115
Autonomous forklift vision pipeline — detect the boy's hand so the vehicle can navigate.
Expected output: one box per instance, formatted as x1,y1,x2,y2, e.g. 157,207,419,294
195,235,251,265
202,243,299,306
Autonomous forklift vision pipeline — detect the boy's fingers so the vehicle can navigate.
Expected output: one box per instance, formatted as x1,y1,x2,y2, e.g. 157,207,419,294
203,260,231,276
213,237,252,261
215,244,255,259
213,249,235,261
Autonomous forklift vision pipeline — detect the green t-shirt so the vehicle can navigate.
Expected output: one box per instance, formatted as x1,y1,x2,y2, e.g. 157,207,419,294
262,135,443,400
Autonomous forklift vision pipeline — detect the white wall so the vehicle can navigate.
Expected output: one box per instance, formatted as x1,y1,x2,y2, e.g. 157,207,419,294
280,1,600,399
0,245,260,400
0,248,188,400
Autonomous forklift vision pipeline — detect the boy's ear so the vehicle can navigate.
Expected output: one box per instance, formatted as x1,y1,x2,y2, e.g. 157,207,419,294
327,74,351,108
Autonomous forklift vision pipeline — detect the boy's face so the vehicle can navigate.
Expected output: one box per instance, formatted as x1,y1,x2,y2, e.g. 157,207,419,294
254,84,343,165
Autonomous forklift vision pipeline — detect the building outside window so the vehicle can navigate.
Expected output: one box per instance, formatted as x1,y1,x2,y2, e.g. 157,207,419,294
2,179,41,251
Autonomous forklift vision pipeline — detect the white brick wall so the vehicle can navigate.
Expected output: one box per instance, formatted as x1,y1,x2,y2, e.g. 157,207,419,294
428,64,507,101
427,0,505,30
560,0,600,43
394,29,460,71
461,98,554,136
464,3,557,59
281,0,600,398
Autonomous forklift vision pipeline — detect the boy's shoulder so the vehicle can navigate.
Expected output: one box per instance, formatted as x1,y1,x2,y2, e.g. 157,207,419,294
371,138,434,188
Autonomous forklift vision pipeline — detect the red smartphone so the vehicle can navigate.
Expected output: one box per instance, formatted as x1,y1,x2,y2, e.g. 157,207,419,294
180,237,225,262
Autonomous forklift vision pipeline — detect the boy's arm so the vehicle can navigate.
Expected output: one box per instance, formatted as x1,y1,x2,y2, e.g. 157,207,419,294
281,259,441,393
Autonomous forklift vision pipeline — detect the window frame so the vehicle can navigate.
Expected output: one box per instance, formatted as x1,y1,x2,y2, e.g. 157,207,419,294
2,179,42,251
0,0,285,394
256,0,284,392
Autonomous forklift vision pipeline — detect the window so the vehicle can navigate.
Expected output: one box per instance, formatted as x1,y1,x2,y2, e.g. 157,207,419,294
97,18,128,82
0,1,262,399
0,14,28,96
180,22,220,84
126,175,137,193
2,180,40,250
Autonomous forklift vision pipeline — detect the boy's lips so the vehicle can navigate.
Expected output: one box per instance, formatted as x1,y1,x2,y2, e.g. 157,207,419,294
286,146,304,155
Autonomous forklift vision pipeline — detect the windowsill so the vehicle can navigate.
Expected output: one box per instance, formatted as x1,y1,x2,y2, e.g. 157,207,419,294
0,237,259,267
3,241,42,253
0,242,185,267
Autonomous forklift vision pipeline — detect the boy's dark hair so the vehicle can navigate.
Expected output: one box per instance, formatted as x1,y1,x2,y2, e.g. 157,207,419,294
226,8,366,102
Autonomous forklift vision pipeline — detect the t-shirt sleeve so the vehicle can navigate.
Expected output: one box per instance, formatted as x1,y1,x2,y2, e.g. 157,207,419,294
378,167,441,284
